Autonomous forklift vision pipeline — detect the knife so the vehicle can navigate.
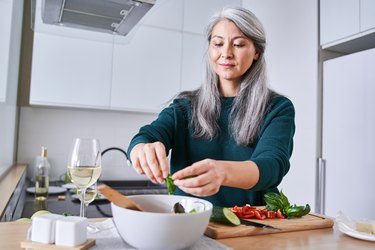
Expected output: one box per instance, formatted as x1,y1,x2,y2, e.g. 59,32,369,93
240,219,280,230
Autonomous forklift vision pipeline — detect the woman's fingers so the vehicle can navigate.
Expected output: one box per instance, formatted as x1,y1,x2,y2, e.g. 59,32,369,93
172,159,212,180
173,159,222,196
154,143,169,179
131,157,144,175
177,173,220,196
130,142,168,184
144,144,164,183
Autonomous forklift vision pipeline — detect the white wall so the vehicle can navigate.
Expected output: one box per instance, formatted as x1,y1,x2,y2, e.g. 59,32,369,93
17,0,319,210
243,0,318,208
18,107,156,181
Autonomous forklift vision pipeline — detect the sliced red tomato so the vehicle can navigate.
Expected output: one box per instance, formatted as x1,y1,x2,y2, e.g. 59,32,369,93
231,205,285,220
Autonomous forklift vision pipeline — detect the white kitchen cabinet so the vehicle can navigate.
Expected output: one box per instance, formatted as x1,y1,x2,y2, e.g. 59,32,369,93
180,33,206,91
183,0,242,35
0,0,23,173
320,0,360,45
0,0,12,103
29,0,114,108
110,26,182,113
140,0,183,31
30,32,113,108
361,0,375,31
320,0,375,53
322,48,375,218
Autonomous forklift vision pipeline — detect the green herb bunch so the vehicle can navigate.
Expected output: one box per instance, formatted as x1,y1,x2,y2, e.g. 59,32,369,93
264,191,310,218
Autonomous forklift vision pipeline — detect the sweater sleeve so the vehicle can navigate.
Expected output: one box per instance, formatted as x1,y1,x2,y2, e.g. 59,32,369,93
250,96,295,191
127,100,179,158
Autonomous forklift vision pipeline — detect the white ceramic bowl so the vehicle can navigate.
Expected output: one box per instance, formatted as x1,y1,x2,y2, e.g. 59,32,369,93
111,194,213,250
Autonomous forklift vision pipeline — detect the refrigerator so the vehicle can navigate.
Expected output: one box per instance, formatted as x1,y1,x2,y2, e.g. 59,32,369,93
319,48,375,219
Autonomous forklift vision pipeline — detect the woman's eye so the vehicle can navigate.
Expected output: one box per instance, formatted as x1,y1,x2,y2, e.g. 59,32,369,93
234,44,244,48
213,43,223,47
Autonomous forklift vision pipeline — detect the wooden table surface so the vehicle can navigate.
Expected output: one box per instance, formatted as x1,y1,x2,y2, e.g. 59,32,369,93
1,220,374,250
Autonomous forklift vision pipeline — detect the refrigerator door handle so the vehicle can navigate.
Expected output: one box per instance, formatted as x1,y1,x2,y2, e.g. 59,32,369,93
315,158,326,214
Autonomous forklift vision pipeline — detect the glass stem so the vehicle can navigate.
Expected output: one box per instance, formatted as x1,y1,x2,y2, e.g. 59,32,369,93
80,188,86,217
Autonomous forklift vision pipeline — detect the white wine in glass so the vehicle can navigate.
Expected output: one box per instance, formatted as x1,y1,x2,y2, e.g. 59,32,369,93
78,182,100,233
67,138,102,217
81,182,98,207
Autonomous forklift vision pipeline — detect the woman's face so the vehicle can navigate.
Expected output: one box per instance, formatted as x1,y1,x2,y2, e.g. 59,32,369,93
209,19,259,95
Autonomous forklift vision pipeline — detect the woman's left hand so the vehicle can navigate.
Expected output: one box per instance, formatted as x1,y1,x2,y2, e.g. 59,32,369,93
171,159,225,197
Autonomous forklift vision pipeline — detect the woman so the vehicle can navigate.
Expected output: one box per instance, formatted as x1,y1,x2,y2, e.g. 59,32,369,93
127,6,295,207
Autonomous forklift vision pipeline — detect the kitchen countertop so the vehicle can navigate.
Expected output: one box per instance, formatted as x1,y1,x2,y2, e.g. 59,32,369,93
1,220,374,250
2,166,374,249
21,180,168,219
22,181,112,219
0,164,27,218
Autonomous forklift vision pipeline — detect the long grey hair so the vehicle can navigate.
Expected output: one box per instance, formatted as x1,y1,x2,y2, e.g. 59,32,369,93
179,6,275,146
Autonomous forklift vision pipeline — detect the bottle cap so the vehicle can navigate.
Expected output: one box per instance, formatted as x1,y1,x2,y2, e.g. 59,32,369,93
41,146,48,157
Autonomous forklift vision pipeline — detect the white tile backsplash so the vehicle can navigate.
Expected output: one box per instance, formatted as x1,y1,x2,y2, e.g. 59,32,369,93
17,106,157,181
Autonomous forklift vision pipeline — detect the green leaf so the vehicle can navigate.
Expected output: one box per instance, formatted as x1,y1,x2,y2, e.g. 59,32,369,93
165,174,176,195
264,191,310,218
284,204,311,218
264,192,284,211
279,190,291,208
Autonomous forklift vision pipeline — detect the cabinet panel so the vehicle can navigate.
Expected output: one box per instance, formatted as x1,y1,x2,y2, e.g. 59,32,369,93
0,0,12,102
30,32,113,108
183,0,242,34
111,26,182,113
360,0,375,31
180,33,205,91
322,48,375,218
320,0,359,45
141,0,183,31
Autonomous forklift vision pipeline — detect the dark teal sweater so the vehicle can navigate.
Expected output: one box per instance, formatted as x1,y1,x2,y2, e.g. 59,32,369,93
128,95,295,207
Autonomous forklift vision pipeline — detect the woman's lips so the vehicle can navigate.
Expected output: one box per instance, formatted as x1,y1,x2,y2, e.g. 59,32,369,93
219,63,234,69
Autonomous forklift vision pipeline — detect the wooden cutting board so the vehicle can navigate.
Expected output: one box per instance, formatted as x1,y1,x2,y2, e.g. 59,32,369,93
205,213,334,239
20,239,95,250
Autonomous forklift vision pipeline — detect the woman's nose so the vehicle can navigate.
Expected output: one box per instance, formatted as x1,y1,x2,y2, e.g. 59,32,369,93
221,45,233,59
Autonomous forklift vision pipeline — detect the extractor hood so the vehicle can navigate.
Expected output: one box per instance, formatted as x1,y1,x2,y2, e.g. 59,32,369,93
41,0,156,36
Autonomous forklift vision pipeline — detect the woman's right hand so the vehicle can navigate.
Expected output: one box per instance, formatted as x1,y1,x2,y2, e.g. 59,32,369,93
129,142,169,184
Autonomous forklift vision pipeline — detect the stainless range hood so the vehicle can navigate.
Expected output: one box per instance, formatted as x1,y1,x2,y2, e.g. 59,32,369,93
41,0,156,36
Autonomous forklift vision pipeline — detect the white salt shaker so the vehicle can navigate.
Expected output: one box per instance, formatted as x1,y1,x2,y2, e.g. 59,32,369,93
55,216,88,247
31,213,64,244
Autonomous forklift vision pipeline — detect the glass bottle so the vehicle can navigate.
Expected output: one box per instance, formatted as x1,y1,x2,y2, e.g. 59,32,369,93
34,146,50,201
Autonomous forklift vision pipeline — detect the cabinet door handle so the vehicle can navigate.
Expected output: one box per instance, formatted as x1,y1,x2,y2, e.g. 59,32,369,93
315,157,326,214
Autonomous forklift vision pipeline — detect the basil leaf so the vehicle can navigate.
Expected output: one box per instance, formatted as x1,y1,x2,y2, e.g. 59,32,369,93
264,191,310,218
165,174,176,195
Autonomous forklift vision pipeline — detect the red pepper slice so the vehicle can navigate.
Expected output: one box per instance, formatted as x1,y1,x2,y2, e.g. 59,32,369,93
276,210,285,219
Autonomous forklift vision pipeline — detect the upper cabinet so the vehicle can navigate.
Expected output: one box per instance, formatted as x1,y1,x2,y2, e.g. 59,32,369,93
110,0,183,112
29,0,113,109
111,26,182,113
0,0,12,103
361,0,375,31
29,0,241,113
30,32,113,109
320,0,375,53
320,0,359,46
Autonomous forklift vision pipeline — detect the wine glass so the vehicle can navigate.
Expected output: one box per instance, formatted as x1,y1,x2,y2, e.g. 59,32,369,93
67,138,102,217
77,182,100,233
82,182,98,207
76,181,98,207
